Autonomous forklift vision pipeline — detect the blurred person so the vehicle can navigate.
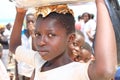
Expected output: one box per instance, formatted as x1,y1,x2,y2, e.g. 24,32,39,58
68,30,85,62
75,15,84,31
16,13,36,80
81,12,91,24
79,42,95,63
81,12,96,47
3,23,13,64
0,43,10,80
0,24,9,69
3,23,12,43
86,13,96,42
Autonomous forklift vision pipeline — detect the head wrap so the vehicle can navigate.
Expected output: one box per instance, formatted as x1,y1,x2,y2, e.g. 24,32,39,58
35,4,74,17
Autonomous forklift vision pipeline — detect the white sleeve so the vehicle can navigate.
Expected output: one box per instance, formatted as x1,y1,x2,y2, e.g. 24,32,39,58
15,46,46,68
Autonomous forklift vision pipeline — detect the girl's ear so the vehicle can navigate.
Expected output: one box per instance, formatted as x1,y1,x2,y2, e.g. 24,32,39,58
68,33,76,43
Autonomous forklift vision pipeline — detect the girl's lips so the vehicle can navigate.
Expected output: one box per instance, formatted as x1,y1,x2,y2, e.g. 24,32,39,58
38,50,48,56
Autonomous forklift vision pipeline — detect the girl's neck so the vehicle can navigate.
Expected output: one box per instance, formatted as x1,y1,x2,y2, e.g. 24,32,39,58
41,53,73,72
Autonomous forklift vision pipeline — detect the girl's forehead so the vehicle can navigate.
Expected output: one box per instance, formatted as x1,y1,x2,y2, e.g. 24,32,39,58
36,18,59,27
82,49,91,56
75,36,84,42
35,18,66,32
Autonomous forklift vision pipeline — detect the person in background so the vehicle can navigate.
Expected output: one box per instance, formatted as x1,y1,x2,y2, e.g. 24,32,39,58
81,12,96,47
10,0,117,79
86,13,96,43
68,30,85,62
16,13,36,80
3,23,12,43
75,15,84,31
79,42,95,63
3,23,13,64
0,24,9,69
0,43,10,80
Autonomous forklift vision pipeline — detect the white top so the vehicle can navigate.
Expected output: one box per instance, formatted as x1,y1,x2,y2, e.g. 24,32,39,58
3,28,12,44
17,33,34,77
15,46,90,80
21,33,32,49
82,19,96,47
0,59,10,80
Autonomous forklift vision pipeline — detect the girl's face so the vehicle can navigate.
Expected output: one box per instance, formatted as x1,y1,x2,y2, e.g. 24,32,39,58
34,18,69,61
79,49,91,63
83,13,89,23
26,15,36,30
69,35,84,54
69,35,84,61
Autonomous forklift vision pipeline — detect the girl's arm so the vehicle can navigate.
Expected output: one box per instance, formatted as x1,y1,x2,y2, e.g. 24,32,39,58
9,8,27,53
88,0,117,80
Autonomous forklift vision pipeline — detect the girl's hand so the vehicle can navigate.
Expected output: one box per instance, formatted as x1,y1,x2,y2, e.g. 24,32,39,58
95,0,105,4
16,7,27,13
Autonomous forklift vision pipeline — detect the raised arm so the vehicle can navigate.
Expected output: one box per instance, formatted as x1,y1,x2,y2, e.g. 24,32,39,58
9,8,27,53
88,0,117,80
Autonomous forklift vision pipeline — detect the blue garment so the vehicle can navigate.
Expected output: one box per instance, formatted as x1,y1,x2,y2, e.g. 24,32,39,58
21,29,27,35
115,67,120,80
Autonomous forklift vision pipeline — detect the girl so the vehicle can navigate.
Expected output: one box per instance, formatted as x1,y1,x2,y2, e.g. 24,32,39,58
0,44,10,80
68,30,85,62
10,0,117,80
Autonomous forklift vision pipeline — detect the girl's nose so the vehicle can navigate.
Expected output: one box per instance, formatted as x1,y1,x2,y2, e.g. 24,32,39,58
74,46,80,52
38,36,46,47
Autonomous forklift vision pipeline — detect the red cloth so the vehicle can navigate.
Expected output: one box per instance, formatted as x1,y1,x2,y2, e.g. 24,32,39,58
75,22,81,30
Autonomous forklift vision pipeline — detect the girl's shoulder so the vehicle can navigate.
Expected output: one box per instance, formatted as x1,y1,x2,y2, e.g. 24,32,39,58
35,62,90,80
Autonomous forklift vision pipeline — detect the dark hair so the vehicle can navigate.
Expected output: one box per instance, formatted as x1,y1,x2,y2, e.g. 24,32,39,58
6,23,11,27
82,12,91,20
90,14,94,19
75,30,84,38
82,42,93,54
36,12,75,35
78,15,82,21
26,13,35,20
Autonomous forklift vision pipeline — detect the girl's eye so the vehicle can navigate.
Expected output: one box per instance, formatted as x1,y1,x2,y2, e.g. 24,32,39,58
80,46,84,49
48,33,56,38
73,42,78,46
35,33,41,37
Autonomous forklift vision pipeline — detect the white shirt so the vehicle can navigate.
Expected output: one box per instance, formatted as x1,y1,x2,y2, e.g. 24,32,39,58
17,33,34,77
82,19,96,46
15,46,90,80
0,59,10,80
3,28,12,44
